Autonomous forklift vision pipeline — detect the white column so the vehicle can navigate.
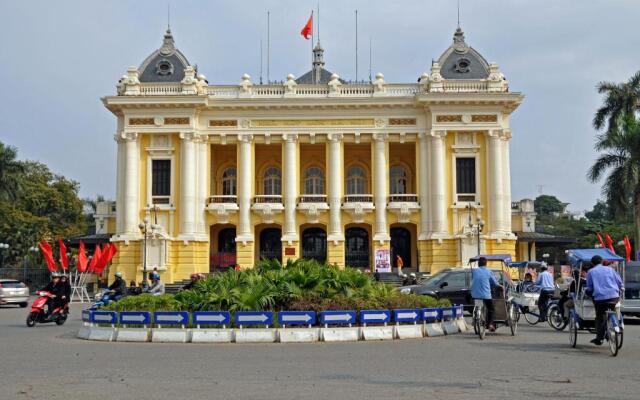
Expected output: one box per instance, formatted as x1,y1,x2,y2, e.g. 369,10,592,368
429,130,447,237
373,133,390,242
487,130,505,235
236,134,254,243
282,134,299,243
114,133,125,235
178,131,197,239
327,133,344,242
122,132,140,236
418,132,430,239
196,135,208,238
501,130,513,235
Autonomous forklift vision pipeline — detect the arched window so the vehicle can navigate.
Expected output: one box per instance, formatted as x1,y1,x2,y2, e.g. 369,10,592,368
346,166,366,195
304,166,325,194
263,166,281,195
221,167,237,196
390,165,408,194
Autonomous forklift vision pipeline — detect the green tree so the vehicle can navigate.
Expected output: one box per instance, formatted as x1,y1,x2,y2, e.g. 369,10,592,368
0,142,24,201
588,114,640,251
534,195,567,216
594,71,640,134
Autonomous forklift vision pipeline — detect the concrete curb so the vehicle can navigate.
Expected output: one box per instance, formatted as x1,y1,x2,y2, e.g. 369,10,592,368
116,328,150,342
151,328,189,343
278,328,320,343
442,320,460,335
395,324,423,339
321,327,360,342
235,328,277,343
361,326,394,340
424,323,445,337
191,329,233,343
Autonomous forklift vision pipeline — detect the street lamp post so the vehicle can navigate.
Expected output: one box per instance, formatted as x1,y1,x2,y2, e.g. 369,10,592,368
0,243,9,268
138,217,159,285
466,205,485,257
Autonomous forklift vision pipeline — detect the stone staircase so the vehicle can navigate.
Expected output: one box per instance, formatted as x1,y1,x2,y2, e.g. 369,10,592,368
377,268,420,287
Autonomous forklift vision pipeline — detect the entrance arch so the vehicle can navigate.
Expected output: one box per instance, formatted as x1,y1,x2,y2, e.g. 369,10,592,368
301,227,327,263
345,227,370,268
218,228,236,253
391,227,411,269
259,227,282,262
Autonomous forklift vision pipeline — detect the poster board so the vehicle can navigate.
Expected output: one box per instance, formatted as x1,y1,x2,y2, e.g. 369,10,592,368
375,249,391,273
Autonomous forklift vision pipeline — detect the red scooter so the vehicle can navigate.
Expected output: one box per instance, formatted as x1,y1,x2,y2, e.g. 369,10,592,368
26,291,69,327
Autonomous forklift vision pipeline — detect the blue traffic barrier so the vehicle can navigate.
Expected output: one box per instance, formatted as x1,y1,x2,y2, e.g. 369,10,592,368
81,309,92,323
319,310,356,325
441,307,454,321
235,311,273,326
359,310,391,325
120,311,151,325
193,311,231,326
278,311,316,326
455,305,464,318
154,311,189,325
422,308,440,322
90,311,117,324
393,309,421,323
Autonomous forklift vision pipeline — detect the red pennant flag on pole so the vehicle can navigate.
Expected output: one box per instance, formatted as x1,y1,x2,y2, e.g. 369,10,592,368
623,236,632,262
94,243,117,275
38,241,58,272
596,232,606,248
605,233,616,254
301,12,313,39
58,239,69,270
88,245,102,273
77,240,88,273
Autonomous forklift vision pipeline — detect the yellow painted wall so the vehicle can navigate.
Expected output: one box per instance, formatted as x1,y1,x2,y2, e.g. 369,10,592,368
327,241,345,268
419,239,459,273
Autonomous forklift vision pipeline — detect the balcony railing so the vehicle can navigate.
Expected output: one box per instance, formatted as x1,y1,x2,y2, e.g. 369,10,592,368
299,194,327,203
254,195,283,204
344,194,374,203
209,195,238,204
388,194,419,203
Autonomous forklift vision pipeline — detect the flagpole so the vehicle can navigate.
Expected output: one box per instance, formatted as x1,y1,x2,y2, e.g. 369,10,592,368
311,10,314,68
355,10,358,82
267,10,270,83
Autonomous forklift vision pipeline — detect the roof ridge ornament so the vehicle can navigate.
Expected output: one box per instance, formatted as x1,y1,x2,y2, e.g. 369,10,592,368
452,27,469,54
159,28,176,56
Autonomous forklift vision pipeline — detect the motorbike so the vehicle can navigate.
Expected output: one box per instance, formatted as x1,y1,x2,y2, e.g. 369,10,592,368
547,291,570,331
26,291,69,327
91,289,123,309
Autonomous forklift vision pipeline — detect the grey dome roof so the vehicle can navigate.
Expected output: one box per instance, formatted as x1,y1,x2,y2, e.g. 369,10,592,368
138,29,191,83
436,27,490,80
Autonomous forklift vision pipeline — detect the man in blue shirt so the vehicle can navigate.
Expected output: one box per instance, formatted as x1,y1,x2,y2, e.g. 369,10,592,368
471,257,503,331
535,265,555,322
586,255,624,345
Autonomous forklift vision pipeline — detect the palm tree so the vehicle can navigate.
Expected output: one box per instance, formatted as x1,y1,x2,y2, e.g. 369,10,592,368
594,71,640,134
588,115,640,251
0,141,24,201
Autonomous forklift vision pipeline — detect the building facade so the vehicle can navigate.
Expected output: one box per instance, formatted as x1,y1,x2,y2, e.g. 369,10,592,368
103,27,524,283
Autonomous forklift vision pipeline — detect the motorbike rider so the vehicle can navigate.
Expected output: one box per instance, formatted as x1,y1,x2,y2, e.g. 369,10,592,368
41,274,63,316
106,272,127,302
182,273,203,291
147,271,165,295
58,274,72,308
535,265,555,322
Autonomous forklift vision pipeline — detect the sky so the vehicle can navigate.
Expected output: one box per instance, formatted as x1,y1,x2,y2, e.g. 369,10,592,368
1,0,639,213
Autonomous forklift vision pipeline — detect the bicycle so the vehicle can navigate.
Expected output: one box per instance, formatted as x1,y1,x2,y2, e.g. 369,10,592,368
472,299,486,340
605,308,624,357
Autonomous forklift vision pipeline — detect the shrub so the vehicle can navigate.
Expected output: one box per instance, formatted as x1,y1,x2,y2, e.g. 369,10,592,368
103,294,182,312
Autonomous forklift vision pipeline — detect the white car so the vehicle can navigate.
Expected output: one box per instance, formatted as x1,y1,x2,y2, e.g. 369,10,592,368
0,279,30,307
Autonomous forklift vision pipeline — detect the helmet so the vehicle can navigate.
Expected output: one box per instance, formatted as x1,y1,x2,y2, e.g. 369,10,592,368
151,271,160,281
410,273,416,277
51,273,61,279
114,272,123,278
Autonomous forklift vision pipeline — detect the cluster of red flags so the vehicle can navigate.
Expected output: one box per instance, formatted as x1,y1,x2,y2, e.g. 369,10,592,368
596,232,633,262
38,239,117,274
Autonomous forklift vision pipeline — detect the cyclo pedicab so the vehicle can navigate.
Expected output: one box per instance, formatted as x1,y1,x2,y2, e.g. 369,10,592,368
509,261,567,329
469,254,518,339
566,248,625,356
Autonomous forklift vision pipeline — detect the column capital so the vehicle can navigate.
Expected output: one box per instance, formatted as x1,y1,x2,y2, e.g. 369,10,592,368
282,133,298,142
418,131,430,141
327,133,343,142
500,129,512,140
487,129,503,139
119,131,139,141
237,133,254,143
373,132,388,142
179,131,198,141
429,130,446,139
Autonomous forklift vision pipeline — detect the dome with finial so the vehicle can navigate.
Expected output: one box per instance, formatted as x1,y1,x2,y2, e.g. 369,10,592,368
296,41,344,85
138,28,191,83
435,27,490,80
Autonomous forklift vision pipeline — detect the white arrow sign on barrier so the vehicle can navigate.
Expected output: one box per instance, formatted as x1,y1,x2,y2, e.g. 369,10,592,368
324,314,352,322
423,311,438,318
122,314,146,323
362,313,388,321
157,315,186,323
237,314,269,323
397,311,418,319
197,314,227,322
93,314,114,322
282,314,312,322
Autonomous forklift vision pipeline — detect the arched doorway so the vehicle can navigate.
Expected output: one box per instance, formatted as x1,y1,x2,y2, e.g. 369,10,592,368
259,228,282,262
218,228,236,253
391,227,411,269
210,227,236,271
345,227,369,268
301,227,327,263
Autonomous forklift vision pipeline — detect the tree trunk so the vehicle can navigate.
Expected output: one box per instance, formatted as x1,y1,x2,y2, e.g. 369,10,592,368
635,195,640,261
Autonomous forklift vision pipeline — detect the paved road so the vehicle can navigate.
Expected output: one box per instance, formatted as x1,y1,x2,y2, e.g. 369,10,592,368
1,302,639,400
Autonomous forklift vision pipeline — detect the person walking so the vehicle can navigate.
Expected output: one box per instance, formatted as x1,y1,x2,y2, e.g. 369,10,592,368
471,257,504,332
396,254,404,277
586,255,623,346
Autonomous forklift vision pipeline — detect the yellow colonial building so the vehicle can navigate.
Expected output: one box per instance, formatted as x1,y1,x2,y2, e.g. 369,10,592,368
103,26,523,283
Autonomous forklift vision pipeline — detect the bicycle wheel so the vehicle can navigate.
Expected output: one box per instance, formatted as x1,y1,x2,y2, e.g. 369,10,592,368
607,315,619,357
508,303,517,336
524,306,540,325
513,305,521,323
547,304,568,331
479,313,486,340
569,315,577,348
472,307,479,335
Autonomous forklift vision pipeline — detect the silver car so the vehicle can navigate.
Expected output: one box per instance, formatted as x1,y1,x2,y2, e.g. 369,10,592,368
0,279,30,307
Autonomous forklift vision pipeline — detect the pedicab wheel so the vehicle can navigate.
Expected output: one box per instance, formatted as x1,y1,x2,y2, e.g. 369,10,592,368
569,316,577,348
513,305,521,323
547,305,568,331
524,306,540,325
508,304,517,336
26,312,37,328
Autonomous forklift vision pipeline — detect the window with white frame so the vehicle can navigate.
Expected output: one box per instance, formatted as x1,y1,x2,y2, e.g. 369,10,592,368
304,166,325,195
390,165,408,195
151,159,171,204
346,166,366,195
221,167,237,196
455,157,476,202
263,166,281,195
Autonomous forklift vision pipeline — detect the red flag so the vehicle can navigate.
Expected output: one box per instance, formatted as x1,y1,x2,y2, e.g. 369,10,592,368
596,232,606,248
605,233,616,254
58,239,69,270
300,12,313,39
88,245,102,273
623,236,632,262
94,243,116,275
77,240,88,273
38,241,58,272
